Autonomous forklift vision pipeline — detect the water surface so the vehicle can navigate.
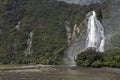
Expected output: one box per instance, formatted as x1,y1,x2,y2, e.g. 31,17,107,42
0,67,120,80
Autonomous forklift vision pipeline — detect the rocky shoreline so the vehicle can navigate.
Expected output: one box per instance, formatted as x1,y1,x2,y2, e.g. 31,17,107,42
0,65,69,73
0,65,120,74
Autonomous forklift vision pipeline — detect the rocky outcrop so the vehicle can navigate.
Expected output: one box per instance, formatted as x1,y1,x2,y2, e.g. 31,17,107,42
65,21,81,44
15,21,21,31
65,20,87,66
25,31,33,55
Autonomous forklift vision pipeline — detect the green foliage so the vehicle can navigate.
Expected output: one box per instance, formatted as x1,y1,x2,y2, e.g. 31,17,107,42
103,48,120,67
75,48,103,67
76,47,120,68
91,60,102,67
0,0,105,65
76,60,90,67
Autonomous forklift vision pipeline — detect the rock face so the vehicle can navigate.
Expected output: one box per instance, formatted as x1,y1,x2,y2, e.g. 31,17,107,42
64,21,86,66
57,0,103,5
65,21,72,44
15,21,21,31
65,21,80,44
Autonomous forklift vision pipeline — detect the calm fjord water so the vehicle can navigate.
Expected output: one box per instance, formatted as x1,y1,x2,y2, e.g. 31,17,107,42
0,67,120,80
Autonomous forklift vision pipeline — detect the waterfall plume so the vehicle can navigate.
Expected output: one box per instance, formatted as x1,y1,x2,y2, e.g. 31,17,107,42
86,11,105,52
65,23,85,66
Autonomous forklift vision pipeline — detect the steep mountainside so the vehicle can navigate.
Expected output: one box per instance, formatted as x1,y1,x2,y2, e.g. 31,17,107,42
0,0,111,65
103,0,120,49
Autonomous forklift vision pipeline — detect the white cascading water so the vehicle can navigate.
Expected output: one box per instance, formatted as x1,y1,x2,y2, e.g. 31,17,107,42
25,31,33,55
65,11,105,66
15,21,21,31
86,11,105,52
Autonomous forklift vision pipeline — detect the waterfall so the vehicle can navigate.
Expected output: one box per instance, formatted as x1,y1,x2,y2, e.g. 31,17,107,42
15,21,21,31
65,11,105,66
86,11,105,52
25,31,33,55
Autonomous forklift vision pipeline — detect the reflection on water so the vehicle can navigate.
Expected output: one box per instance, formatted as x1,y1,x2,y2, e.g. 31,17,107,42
0,67,120,80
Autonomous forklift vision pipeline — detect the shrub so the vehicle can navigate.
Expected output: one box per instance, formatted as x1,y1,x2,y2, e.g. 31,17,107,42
76,47,120,68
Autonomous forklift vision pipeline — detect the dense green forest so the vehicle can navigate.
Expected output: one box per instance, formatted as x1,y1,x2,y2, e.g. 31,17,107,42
76,47,120,67
0,0,110,65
